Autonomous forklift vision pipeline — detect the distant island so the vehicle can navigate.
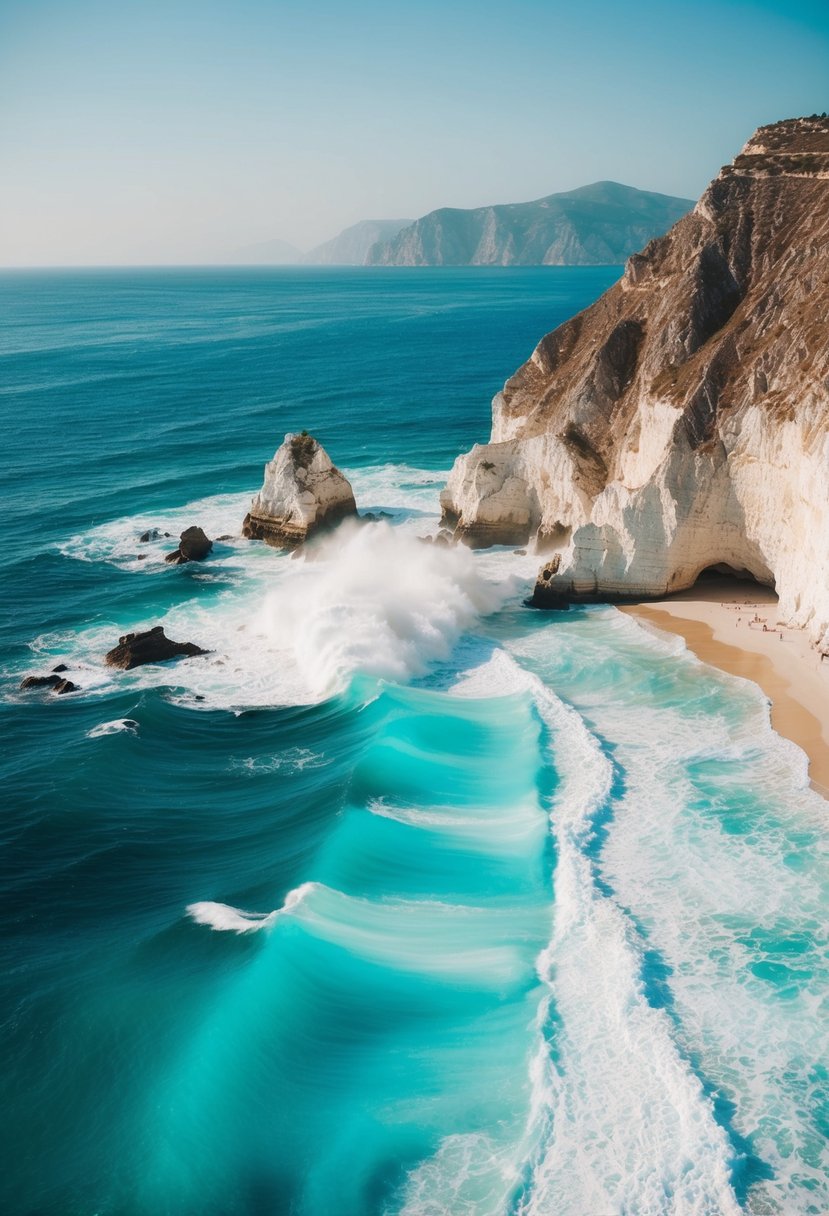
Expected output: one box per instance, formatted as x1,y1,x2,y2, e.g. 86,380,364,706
236,182,693,267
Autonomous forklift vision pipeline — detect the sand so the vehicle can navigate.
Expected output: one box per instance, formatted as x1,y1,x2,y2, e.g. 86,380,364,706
620,577,829,797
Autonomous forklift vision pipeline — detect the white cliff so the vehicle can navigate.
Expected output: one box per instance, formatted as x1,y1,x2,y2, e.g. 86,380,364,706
441,117,829,650
243,433,357,547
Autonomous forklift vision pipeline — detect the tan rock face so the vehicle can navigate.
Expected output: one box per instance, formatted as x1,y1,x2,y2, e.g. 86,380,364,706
441,116,829,648
243,433,357,547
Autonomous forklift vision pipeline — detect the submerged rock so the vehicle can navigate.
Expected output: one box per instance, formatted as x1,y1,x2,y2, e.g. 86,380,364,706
165,526,213,565
242,432,357,548
104,626,208,670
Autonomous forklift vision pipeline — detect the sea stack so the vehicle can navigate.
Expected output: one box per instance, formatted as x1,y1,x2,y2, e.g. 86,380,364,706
440,116,829,649
242,432,357,547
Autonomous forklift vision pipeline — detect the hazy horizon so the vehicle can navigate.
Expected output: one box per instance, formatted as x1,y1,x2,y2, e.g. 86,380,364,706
1,0,827,267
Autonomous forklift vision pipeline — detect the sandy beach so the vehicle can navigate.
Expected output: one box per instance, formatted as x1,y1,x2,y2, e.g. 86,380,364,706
621,577,829,796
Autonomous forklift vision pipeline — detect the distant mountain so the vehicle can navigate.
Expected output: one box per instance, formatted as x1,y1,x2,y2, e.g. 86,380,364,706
232,237,304,265
365,182,694,266
304,219,413,265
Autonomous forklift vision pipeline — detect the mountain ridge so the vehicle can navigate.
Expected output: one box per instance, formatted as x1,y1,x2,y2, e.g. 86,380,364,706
365,181,694,266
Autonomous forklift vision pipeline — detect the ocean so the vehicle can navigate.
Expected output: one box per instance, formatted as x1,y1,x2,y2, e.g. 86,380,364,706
1,266,827,1216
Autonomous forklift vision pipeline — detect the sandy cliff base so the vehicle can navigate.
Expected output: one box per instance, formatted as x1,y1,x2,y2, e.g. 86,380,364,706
621,577,829,796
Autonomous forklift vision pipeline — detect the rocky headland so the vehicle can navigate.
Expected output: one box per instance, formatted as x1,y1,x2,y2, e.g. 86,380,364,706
242,432,357,547
366,182,692,267
441,116,829,650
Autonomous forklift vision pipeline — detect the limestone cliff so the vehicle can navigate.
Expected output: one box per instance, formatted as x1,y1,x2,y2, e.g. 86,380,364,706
366,182,692,267
243,433,357,547
441,117,829,648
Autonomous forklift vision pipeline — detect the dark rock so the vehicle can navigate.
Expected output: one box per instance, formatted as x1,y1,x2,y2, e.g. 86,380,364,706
527,557,571,610
20,674,63,690
216,534,234,541
139,529,160,543
165,526,213,565
51,663,68,673
104,626,209,670
136,554,147,561
20,672,79,693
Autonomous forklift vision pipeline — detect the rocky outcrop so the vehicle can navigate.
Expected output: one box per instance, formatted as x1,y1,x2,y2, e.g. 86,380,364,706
165,526,213,565
527,557,570,610
105,626,208,670
441,117,829,648
366,182,692,267
242,433,357,547
20,672,78,694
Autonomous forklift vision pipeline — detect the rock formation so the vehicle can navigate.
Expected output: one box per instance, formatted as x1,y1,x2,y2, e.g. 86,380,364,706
105,626,208,670
366,182,692,267
441,116,829,648
20,672,78,694
165,526,213,565
242,433,357,547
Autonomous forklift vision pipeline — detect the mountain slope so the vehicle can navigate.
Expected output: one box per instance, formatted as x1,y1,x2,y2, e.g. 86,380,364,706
304,219,413,265
366,182,693,266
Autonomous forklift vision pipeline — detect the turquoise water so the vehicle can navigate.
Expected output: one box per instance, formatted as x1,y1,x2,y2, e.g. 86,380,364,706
1,268,828,1215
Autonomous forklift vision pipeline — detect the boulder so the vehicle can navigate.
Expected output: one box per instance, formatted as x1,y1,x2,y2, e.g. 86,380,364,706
20,673,79,694
165,526,213,565
242,432,357,547
105,626,209,670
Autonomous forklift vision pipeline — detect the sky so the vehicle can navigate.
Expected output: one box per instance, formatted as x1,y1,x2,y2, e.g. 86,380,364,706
0,0,827,265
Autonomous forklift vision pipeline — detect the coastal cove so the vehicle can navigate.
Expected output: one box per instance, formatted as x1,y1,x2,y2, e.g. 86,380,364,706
3,266,829,1215
623,580,829,796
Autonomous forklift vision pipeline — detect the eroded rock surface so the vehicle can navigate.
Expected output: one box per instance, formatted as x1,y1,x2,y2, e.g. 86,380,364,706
105,626,208,670
441,116,829,647
243,432,357,547
165,526,213,565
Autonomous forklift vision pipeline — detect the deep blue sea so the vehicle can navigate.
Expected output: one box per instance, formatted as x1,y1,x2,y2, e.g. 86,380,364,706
2,267,828,1216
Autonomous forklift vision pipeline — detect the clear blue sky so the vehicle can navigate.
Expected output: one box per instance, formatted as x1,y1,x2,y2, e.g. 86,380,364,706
0,0,827,264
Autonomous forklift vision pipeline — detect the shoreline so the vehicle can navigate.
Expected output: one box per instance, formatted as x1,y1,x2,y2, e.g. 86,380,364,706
619,577,829,797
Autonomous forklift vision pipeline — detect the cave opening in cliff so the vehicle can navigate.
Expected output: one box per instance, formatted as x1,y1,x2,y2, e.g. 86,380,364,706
693,563,775,591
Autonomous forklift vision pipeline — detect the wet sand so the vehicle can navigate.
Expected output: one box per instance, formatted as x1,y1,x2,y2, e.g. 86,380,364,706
620,578,829,797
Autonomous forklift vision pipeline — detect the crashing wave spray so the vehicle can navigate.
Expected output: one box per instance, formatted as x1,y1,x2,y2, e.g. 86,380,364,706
255,519,508,699
186,883,316,933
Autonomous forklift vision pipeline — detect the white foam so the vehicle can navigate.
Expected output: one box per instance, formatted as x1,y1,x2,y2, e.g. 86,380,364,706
446,647,743,1215
86,718,139,738
251,519,509,700
186,881,316,934
509,612,829,1213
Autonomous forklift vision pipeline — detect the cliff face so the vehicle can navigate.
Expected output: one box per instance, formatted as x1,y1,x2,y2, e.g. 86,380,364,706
441,117,829,648
365,182,692,266
304,219,412,265
243,434,357,547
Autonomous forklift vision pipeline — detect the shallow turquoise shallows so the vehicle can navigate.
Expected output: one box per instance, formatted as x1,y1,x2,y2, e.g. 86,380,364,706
1,268,828,1216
